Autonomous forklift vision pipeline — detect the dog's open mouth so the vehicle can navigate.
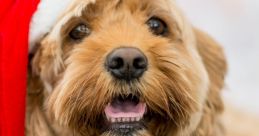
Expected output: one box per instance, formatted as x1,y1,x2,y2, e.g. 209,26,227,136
103,94,146,134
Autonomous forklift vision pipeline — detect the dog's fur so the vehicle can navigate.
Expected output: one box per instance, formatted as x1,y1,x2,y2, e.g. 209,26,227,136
26,0,228,135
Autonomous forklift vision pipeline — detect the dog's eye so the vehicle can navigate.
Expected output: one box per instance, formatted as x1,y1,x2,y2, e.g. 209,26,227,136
69,24,91,40
147,17,167,36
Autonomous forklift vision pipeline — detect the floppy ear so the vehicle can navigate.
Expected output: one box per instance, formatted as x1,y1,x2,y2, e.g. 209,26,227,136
195,28,227,106
193,28,227,135
31,36,64,92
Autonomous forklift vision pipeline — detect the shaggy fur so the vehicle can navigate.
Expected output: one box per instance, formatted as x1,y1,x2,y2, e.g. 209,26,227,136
26,0,227,136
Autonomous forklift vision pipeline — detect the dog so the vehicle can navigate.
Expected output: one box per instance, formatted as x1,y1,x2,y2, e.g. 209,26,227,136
26,0,228,135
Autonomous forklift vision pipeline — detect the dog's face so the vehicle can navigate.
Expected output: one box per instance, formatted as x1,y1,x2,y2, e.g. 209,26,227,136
32,0,226,135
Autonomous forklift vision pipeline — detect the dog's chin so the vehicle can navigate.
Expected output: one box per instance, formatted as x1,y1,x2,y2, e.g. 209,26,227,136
100,94,147,135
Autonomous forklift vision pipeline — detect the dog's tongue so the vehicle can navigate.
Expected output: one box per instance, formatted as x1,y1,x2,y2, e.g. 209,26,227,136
104,101,146,118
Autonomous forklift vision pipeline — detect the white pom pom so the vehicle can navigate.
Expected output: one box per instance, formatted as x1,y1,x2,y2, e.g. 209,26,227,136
29,0,73,53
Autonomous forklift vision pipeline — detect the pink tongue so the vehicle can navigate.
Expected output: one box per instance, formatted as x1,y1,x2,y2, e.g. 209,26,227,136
104,102,146,118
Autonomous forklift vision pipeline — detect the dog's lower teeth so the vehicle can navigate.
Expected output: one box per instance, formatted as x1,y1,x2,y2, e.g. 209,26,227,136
108,117,142,123
111,118,116,123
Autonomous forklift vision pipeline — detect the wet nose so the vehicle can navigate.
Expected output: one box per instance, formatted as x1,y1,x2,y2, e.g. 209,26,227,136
106,47,148,80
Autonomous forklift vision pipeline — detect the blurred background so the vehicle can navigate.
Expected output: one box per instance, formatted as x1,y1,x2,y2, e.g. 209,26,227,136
176,0,259,115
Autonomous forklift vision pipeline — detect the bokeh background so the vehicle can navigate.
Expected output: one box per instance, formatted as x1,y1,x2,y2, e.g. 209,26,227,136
177,0,259,115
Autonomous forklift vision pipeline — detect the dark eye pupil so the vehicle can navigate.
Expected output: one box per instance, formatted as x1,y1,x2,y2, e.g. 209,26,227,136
149,20,160,28
147,18,167,36
69,24,90,40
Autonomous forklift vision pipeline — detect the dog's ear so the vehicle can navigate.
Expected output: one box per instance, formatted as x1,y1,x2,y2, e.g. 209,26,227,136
195,28,227,88
193,28,227,134
195,28,227,109
31,36,64,92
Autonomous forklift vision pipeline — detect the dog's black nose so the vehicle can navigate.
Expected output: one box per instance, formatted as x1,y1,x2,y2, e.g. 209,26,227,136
106,47,148,80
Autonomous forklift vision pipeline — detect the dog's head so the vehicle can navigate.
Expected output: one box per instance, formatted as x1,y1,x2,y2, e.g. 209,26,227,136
31,0,227,135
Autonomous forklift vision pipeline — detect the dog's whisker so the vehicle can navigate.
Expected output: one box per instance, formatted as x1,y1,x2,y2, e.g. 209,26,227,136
168,98,185,118
182,90,201,109
172,101,190,120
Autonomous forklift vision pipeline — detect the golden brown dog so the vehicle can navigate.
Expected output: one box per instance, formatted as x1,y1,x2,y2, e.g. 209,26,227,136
26,0,228,135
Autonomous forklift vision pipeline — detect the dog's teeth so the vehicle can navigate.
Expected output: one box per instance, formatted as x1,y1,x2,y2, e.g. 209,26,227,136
111,118,116,123
118,118,122,122
108,117,143,123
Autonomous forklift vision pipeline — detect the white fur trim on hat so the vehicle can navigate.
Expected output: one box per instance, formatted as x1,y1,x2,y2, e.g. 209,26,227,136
29,0,73,53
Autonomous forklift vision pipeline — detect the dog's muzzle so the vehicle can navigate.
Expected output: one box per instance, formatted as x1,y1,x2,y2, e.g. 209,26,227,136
103,47,148,134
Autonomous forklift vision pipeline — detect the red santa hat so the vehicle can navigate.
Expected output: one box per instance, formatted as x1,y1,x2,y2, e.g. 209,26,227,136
0,0,72,135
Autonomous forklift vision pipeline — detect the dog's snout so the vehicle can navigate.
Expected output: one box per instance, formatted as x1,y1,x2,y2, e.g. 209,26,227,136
106,47,148,80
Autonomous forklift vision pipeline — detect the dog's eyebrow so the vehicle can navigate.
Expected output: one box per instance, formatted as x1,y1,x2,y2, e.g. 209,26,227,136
60,17,86,39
